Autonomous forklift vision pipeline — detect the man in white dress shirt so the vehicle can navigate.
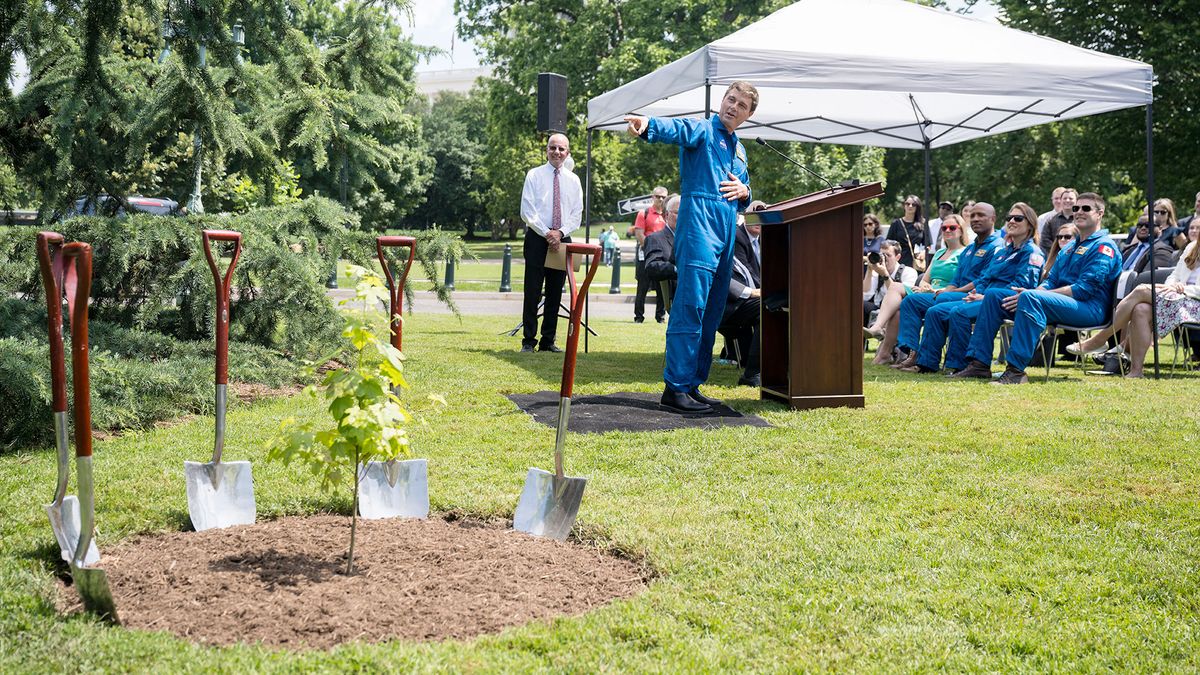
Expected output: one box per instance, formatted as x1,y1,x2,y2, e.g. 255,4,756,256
519,133,584,352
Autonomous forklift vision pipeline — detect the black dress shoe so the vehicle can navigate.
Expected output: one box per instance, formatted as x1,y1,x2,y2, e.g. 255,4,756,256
633,317,645,324
538,344,563,353
661,388,712,413
520,344,535,353
737,373,761,387
656,316,665,323
949,359,991,379
689,388,722,407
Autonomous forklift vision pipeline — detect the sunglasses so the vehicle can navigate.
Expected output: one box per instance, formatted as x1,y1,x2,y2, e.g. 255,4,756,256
941,225,959,232
1056,234,1074,241
1153,209,1168,215
1005,214,1027,223
1071,204,1097,213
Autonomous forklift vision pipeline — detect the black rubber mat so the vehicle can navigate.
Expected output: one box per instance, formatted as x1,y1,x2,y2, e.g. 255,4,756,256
507,391,771,433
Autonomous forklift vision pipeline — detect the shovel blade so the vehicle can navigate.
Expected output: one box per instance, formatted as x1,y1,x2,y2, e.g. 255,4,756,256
70,562,119,624
358,459,429,519
184,460,256,531
513,468,586,541
45,496,99,565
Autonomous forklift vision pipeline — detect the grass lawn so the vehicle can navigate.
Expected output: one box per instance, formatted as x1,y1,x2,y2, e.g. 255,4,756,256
2,314,1200,671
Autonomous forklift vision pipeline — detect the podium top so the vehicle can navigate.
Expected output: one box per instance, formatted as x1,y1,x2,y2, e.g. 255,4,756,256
744,181,884,226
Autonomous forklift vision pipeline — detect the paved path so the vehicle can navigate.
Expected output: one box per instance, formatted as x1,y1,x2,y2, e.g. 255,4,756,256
329,288,651,320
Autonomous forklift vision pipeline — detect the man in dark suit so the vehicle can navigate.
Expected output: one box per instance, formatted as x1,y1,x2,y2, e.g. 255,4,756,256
1122,217,1175,275
643,195,679,303
721,213,762,387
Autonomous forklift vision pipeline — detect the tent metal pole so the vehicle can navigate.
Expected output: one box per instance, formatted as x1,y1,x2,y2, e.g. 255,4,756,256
705,83,711,117
923,141,932,243
1146,102,1158,378
584,128,593,354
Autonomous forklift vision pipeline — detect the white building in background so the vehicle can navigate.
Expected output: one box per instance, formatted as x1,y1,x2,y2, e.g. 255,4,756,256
416,66,492,98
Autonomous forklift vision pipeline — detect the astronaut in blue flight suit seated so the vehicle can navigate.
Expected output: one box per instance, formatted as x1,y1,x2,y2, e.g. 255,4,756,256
624,81,757,414
950,191,1123,384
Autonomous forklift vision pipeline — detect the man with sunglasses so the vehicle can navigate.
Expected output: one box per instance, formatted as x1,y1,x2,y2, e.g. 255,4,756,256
1121,216,1174,274
892,203,1004,371
630,187,670,324
955,193,1123,384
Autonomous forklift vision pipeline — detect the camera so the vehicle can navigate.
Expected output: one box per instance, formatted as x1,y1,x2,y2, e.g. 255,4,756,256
867,251,882,265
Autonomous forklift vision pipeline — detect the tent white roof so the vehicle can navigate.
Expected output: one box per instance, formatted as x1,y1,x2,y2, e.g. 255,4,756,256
586,0,1154,149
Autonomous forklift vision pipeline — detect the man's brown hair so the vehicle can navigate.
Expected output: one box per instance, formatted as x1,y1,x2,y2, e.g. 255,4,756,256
726,81,759,113
1076,192,1105,209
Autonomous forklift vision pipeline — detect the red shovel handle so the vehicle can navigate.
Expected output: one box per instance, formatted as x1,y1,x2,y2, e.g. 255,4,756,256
62,242,93,459
202,230,242,385
559,243,602,398
36,231,68,413
376,236,416,350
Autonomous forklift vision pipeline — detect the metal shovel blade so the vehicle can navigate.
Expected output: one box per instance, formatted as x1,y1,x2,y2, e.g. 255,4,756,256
358,458,429,519
513,468,587,541
70,560,119,624
45,496,99,565
183,460,256,531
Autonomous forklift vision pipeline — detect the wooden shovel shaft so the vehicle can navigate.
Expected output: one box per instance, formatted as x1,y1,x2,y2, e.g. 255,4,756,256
202,230,242,385
36,232,68,413
62,243,92,459
376,236,416,350
559,243,602,399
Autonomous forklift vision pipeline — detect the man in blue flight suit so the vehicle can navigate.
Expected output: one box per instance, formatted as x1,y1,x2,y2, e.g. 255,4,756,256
952,192,1123,384
625,81,756,413
892,203,1005,370
902,203,1044,374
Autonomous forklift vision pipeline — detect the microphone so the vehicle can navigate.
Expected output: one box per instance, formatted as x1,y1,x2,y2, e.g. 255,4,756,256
754,137,858,193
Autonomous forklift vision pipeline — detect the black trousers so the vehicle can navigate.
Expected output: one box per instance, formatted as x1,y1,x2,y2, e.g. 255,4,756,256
720,296,761,377
633,256,664,321
522,229,570,348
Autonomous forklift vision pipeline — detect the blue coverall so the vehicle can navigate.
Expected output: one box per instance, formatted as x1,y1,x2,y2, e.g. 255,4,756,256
918,239,1043,371
642,116,751,393
965,229,1123,371
896,231,1004,353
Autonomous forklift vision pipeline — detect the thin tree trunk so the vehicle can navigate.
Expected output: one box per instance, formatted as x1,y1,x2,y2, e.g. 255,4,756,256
347,445,359,575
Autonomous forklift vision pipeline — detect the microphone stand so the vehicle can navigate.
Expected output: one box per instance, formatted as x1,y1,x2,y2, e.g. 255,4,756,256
754,137,859,194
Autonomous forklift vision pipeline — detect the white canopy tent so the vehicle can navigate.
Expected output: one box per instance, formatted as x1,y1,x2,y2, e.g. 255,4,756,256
586,0,1153,149
581,0,1165,371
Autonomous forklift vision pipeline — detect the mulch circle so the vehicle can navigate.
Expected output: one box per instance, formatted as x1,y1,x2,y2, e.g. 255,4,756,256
508,391,771,433
58,514,649,650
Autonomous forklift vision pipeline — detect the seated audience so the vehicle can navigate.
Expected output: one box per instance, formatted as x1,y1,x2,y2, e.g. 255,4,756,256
864,214,967,365
889,196,926,270
1066,239,1200,378
1150,197,1185,251
720,232,762,387
1041,222,1078,282
906,203,1044,374
952,192,1123,384
892,203,1005,370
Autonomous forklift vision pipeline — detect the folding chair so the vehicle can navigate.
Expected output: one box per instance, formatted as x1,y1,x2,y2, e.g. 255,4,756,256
1171,322,1200,376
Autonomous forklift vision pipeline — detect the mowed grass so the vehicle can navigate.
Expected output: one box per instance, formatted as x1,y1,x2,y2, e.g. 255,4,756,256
2,313,1199,672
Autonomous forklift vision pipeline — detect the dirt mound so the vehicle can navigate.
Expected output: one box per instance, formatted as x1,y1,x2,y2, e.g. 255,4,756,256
59,515,648,650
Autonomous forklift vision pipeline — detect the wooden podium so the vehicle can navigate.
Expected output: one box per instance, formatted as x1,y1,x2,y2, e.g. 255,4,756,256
744,182,884,410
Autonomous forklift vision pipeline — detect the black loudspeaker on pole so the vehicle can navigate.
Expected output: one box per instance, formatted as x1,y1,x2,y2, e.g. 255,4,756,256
537,73,568,134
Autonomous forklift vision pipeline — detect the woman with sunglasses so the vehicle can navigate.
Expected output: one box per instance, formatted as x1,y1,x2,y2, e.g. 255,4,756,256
904,203,1044,374
865,214,968,364
889,195,925,270
1067,235,1200,378
1041,222,1078,283
863,214,885,257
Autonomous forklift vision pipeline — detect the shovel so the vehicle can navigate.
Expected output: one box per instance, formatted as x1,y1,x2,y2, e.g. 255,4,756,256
513,242,602,541
37,232,100,566
184,229,256,531
62,242,119,623
358,235,429,519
